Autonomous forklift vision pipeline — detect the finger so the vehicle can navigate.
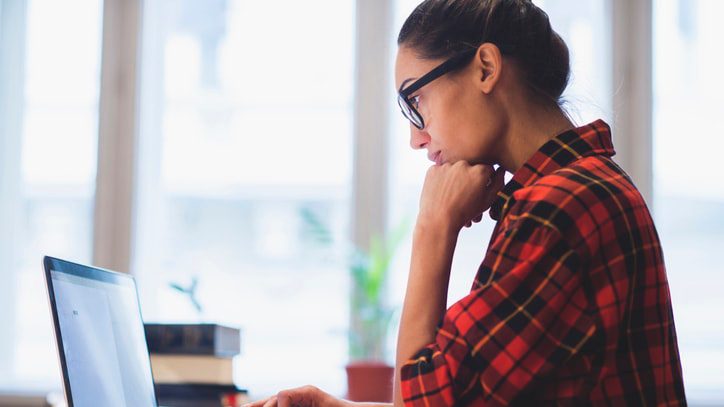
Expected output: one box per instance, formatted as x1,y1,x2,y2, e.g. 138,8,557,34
244,397,273,407
492,165,506,188
466,214,483,228
277,393,291,407
477,165,494,185
481,167,506,209
276,390,301,407
277,385,321,407
262,396,278,407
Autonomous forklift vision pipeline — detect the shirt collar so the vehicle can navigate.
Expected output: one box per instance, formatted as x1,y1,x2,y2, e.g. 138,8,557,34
489,119,615,221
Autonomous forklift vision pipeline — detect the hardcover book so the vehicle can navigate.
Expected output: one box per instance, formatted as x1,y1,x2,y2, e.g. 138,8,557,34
150,354,234,385
155,383,249,407
144,323,241,357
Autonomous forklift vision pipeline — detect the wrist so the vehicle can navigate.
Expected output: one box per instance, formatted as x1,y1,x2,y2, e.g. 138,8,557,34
414,215,460,238
411,219,459,280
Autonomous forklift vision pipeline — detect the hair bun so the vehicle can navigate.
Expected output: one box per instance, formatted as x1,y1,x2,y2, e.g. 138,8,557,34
399,0,571,106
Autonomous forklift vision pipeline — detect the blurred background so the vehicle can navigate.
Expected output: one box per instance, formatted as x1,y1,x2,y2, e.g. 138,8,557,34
0,0,722,405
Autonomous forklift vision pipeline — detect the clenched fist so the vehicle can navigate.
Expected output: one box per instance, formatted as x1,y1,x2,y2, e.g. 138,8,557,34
417,161,505,232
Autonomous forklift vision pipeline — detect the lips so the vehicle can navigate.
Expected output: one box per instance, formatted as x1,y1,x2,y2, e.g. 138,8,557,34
428,151,442,165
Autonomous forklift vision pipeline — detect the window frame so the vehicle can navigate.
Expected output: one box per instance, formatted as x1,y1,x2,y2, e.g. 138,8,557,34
92,0,141,273
611,0,654,205
0,0,28,384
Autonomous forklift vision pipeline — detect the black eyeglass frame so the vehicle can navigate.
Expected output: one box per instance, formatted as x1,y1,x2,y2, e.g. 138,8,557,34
397,48,478,130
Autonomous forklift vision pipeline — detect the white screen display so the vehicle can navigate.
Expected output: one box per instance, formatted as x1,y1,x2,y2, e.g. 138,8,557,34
51,270,156,407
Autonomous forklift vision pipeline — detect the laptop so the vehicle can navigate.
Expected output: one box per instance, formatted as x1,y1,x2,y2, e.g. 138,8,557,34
43,256,158,407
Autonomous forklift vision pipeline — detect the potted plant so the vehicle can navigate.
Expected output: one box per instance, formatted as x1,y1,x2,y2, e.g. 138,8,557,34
346,222,407,402
299,208,409,402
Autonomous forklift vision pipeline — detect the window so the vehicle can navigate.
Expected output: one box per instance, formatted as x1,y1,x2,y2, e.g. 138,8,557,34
133,0,355,397
0,0,102,391
653,0,724,400
2,0,721,403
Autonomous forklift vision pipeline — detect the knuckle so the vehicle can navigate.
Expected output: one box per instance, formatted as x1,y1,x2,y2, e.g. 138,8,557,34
279,389,297,399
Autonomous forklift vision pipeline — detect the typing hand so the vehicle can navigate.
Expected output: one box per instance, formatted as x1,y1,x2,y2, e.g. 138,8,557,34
243,385,351,407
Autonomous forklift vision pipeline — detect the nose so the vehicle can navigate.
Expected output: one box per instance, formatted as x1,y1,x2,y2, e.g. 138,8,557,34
409,124,431,150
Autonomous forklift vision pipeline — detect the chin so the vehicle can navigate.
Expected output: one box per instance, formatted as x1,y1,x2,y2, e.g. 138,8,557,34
466,156,497,166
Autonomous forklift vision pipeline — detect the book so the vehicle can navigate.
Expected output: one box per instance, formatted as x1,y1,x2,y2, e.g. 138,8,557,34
221,392,252,407
144,323,241,357
155,383,249,407
157,400,221,407
150,354,234,385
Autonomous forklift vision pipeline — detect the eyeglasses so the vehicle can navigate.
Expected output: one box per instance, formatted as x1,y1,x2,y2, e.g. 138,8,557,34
397,48,477,130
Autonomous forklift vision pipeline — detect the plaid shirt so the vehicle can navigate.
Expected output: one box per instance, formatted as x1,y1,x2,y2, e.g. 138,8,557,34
400,120,686,406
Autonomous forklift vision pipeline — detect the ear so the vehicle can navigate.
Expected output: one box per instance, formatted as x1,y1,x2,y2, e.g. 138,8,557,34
474,43,503,94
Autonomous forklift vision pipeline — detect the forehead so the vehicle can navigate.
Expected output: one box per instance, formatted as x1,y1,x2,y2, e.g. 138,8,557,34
394,46,441,90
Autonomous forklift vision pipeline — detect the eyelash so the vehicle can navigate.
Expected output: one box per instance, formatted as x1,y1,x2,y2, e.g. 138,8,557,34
410,95,421,109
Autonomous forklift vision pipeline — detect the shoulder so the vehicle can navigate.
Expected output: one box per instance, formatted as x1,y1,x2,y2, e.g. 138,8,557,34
504,156,647,249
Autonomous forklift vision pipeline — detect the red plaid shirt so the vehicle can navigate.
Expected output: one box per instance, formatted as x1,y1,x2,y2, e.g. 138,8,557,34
400,120,686,406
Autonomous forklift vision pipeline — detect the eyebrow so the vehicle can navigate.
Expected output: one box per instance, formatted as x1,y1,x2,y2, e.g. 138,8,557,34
398,78,417,92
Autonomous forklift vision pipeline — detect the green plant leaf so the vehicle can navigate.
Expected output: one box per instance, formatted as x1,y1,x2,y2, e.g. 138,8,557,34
299,206,334,245
297,207,413,361
169,283,187,293
365,236,385,303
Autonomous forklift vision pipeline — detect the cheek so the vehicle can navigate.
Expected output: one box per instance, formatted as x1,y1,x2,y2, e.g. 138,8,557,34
443,85,481,127
442,91,503,161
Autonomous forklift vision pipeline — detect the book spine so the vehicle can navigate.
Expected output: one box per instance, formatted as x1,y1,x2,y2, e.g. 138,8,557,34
215,325,242,357
144,324,240,357
155,383,247,402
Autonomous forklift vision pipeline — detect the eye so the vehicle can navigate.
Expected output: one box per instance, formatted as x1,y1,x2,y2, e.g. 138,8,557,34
410,95,421,109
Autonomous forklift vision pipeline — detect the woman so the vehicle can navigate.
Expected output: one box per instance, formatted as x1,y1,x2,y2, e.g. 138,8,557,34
247,0,685,405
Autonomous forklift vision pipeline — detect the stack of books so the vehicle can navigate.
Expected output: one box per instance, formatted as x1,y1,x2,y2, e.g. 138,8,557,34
144,323,249,407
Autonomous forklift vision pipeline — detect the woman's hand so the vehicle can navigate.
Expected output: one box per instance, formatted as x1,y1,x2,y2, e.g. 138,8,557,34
417,162,506,232
243,385,353,407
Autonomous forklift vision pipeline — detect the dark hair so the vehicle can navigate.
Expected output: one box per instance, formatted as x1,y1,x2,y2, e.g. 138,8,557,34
398,0,570,107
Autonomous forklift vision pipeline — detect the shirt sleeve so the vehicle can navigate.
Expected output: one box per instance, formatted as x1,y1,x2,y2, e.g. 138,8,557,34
399,216,598,406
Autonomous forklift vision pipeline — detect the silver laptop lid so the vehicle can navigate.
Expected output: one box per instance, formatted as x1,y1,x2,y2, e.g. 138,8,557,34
43,256,157,407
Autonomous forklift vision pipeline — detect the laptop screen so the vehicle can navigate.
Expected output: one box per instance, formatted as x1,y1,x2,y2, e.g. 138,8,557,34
49,264,157,407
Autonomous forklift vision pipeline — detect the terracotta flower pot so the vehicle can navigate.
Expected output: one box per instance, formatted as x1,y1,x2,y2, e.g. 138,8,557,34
345,361,394,402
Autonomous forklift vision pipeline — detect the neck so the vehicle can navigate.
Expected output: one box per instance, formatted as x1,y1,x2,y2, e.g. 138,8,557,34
498,102,574,173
